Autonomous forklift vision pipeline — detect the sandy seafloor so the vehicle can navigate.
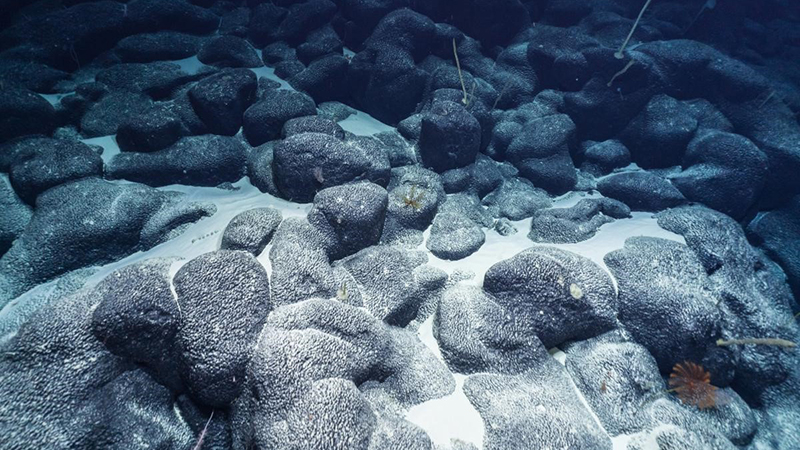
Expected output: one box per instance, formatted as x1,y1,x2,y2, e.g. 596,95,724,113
2,50,688,450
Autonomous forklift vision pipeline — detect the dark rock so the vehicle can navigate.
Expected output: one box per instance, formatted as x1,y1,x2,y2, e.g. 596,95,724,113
307,182,388,260
604,236,721,371
563,77,651,141
528,197,631,243
107,134,247,187
464,357,613,450
482,177,552,220
289,54,349,102
597,171,686,212
276,0,337,45
174,250,271,407
747,196,800,300
0,58,69,93
685,99,734,133
126,0,220,35
471,154,504,198
0,178,196,305
272,132,390,203
0,289,130,448
435,285,548,374
169,85,209,135
438,193,494,228
619,94,699,169
564,333,665,435
95,62,199,99
346,9,435,124
0,87,57,141
442,167,471,194
282,115,345,139
450,0,531,48
81,91,153,137
219,7,251,38
261,41,297,64
505,113,577,194
579,139,631,176
0,174,32,256
0,2,128,71
233,299,389,448
658,206,798,395
8,138,103,205
246,142,280,195
341,246,434,326
493,217,517,236
419,100,481,172
382,175,442,245
91,258,183,390
197,35,263,68
248,3,289,46
286,378,376,449
256,76,283,100
139,199,217,249
267,218,338,307
426,212,485,260
116,103,185,152
188,68,258,136
274,58,307,79
243,90,317,146
318,101,357,122
361,325,453,408
484,247,618,348
221,208,283,255
79,369,193,448
669,131,768,219
115,31,202,63
296,24,343,65
397,114,423,141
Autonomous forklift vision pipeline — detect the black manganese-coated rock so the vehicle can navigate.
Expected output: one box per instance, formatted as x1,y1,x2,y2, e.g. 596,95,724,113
529,197,631,244
107,134,247,187
174,250,271,407
198,35,264,68
8,138,103,205
419,100,481,173
597,171,686,212
0,174,32,257
669,131,768,220
272,132,390,203
0,178,175,305
5,1,800,448
604,236,720,372
221,207,283,255
115,31,202,63
91,258,183,390
116,103,186,152
483,247,617,348
188,68,258,136
307,182,388,260
0,87,56,142
282,115,345,139
619,95,698,169
243,90,318,146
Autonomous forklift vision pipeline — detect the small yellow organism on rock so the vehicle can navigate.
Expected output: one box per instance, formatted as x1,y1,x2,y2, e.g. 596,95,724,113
569,283,583,300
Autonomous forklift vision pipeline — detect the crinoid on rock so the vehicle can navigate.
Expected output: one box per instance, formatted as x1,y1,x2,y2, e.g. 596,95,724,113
402,184,425,211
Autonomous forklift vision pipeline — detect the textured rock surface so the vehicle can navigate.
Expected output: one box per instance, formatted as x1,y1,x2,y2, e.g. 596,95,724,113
221,207,283,255
174,250,271,407
484,247,617,348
